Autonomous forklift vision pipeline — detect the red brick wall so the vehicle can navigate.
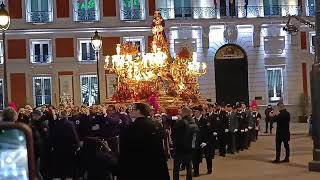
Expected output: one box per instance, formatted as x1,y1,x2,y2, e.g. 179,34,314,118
102,37,120,56
56,38,74,57
8,39,26,59
103,0,116,17
10,73,26,107
8,0,22,19
56,0,70,18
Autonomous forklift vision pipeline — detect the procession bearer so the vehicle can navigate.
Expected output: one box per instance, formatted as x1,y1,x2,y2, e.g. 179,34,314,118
226,104,238,154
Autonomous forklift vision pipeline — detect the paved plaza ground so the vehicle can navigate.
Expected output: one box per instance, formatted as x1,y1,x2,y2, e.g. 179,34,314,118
168,123,320,180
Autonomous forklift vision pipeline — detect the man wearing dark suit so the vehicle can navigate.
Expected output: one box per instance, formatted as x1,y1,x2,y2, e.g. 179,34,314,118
265,105,274,134
51,110,80,180
119,103,170,180
192,106,212,176
271,102,291,163
226,104,238,154
172,107,197,180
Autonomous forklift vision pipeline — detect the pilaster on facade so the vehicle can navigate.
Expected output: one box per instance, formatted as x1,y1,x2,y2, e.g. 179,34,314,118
253,23,262,48
202,25,210,56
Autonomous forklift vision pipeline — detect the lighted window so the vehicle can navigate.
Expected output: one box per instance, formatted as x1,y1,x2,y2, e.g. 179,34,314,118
78,39,97,61
267,68,283,103
33,77,52,107
80,75,98,106
30,40,52,64
120,0,145,20
73,0,100,22
26,0,53,23
123,36,145,53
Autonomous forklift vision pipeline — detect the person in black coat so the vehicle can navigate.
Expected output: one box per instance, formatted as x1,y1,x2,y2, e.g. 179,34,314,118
264,105,274,134
172,107,196,180
119,103,170,180
192,106,212,176
271,102,291,163
51,109,80,180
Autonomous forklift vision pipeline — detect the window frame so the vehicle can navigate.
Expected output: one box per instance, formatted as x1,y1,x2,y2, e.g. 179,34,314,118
25,0,53,23
266,67,284,103
29,39,52,64
32,76,52,107
80,74,98,106
122,36,145,54
73,0,100,22
120,0,146,21
77,38,98,62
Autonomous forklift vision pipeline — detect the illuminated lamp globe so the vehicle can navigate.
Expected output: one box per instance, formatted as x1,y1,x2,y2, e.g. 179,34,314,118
0,2,10,31
91,30,102,51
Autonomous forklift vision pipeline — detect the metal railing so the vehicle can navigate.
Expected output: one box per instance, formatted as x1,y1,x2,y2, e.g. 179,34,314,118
31,55,52,63
27,11,52,23
79,53,97,61
159,5,302,20
74,9,98,22
307,5,316,16
120,8,145,21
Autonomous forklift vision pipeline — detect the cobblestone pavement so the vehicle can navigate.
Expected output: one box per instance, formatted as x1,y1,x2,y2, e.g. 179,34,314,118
168,127,320,180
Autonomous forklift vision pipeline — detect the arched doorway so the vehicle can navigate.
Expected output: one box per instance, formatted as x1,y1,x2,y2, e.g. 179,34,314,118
214,44,249,105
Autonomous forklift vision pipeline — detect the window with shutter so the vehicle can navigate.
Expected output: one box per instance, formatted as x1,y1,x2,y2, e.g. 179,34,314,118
74,0,100,21
30,40,52,64
80,75,98,106
78,39,97,61
26,0,53,23
120,0,145,20
33,77,52,107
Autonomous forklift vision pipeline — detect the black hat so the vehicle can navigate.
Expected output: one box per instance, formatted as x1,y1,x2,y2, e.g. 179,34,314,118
226,104,232,108
193,106,203,112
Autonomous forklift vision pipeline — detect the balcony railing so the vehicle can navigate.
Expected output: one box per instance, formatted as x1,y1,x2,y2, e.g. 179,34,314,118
307,6,315,16
31,55,52,63
159,6,302,20
27,11,52,23
74,10,98,22
120,8,145,21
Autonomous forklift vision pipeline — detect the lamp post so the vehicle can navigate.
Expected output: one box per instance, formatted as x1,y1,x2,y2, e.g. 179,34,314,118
91,30,102,105
309,0,320,172
0,3,10,108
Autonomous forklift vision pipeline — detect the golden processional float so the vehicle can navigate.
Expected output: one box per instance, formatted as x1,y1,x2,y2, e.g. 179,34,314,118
104,10,207,112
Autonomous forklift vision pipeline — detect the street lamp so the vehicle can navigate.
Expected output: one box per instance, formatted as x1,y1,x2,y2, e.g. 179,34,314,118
91,30,102,105
309,1,320,172
0,2,10,108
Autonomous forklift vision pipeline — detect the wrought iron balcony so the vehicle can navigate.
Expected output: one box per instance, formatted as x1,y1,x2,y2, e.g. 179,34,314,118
79,52,97,61
31,55,52,63
74,10,98,22
307,6,315,16
120,8,145,21
159,5,302,20
27,11,52,23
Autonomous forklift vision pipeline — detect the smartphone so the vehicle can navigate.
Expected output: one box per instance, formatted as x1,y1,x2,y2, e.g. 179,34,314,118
0,123,35,180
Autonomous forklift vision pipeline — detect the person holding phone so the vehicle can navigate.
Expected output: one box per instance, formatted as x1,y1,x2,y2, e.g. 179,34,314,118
271,102,291,163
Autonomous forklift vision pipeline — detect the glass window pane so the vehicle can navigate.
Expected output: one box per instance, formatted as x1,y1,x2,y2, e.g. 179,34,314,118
31,0,39,11
81,43,88,60
34,79,42,96
43,44,48,56
90,76,98,105
89,43,95,60
34,44,41,55
43,78,51,96
81,76,90,105
41,0,49,11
